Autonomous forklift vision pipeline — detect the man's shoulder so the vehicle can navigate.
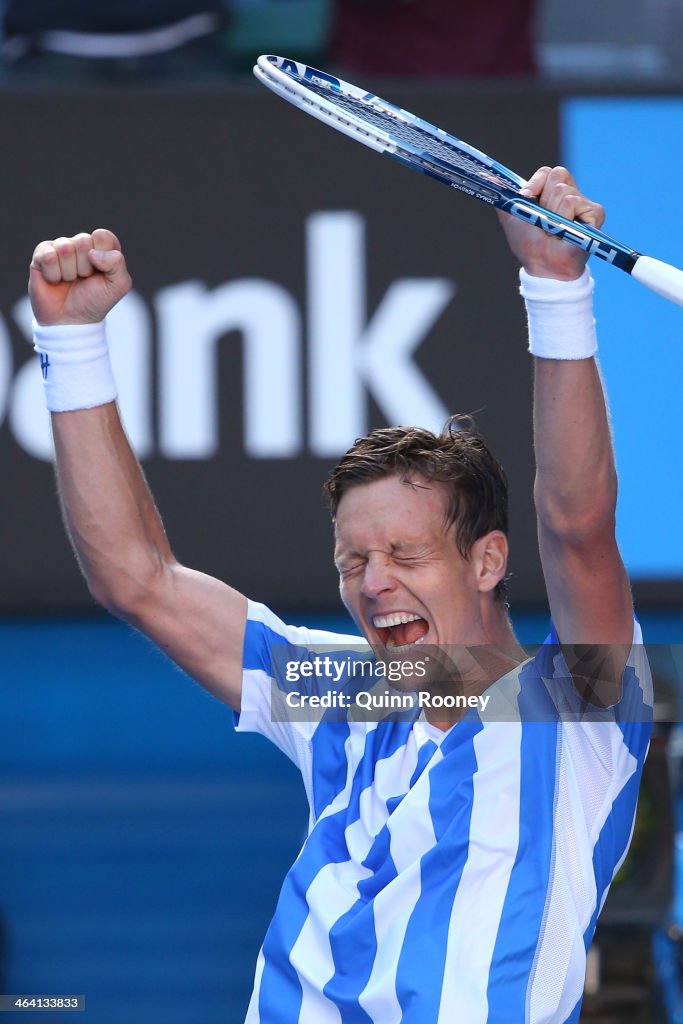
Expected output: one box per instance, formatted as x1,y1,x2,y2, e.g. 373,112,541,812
516,619,653,740
246,600,363,646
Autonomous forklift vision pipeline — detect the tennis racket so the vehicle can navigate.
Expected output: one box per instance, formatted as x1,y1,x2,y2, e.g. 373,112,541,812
254,54,683,308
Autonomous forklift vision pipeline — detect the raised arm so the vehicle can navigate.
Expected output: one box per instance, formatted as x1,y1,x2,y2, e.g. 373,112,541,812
30,230,247,710
498,167,633,658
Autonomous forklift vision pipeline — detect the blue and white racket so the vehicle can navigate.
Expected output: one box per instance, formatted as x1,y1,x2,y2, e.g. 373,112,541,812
254,54,683,308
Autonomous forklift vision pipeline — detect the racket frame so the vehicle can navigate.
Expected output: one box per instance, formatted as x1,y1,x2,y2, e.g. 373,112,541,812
254,55,639,275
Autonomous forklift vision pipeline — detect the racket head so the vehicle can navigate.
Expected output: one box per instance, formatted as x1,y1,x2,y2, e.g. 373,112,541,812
254,55,639,272
253,55,527,203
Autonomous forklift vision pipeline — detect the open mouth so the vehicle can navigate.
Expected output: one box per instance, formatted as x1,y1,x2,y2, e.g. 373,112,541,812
372,612,429,648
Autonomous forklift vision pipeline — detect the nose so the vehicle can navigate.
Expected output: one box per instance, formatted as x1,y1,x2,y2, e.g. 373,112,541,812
360,554,396,600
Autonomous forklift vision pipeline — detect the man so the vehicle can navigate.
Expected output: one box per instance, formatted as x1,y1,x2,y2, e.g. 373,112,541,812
30,165,651,1022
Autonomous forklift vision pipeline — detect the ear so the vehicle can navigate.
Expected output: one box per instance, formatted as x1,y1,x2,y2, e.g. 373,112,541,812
470,531,508,595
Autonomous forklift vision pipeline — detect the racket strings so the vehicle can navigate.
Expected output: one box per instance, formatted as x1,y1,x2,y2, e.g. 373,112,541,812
301,78,516,191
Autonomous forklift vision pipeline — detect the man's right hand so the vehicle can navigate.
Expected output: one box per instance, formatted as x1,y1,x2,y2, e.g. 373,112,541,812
35,225,248,712
29,228,132,326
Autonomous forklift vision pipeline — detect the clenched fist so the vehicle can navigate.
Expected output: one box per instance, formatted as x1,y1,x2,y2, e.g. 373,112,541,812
29,228,132,326
497,166,606,280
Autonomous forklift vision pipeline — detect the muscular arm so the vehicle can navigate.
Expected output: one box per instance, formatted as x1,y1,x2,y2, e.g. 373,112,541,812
499,167,633,692
32,231,247,710
533,356,631,647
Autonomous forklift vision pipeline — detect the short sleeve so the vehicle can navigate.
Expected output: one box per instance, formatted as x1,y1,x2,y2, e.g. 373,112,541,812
236,600,364,779
538,618,653,761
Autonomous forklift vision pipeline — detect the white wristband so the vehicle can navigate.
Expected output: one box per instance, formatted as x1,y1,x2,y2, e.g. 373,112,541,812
520,267,597,360
33,319,118,412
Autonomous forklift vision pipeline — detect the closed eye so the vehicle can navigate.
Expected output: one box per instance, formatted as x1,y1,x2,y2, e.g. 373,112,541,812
337,561,364,578
393,553,427,567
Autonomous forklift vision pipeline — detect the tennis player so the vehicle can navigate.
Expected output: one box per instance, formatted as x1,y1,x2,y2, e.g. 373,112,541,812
30,165,652,1023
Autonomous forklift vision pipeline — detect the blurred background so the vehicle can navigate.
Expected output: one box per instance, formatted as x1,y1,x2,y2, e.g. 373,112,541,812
1,0,683,1021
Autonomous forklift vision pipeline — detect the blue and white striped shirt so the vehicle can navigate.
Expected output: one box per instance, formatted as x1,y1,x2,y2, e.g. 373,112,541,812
237,601,652,1024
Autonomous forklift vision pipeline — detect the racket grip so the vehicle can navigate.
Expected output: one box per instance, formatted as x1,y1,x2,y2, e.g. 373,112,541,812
631,255,683,307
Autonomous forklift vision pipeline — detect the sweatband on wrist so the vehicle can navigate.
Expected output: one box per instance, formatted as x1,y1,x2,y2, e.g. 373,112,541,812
33,319,117,412
519,267,597,360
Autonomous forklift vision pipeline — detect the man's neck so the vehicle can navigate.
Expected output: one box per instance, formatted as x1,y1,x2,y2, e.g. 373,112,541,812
424,611,527,731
